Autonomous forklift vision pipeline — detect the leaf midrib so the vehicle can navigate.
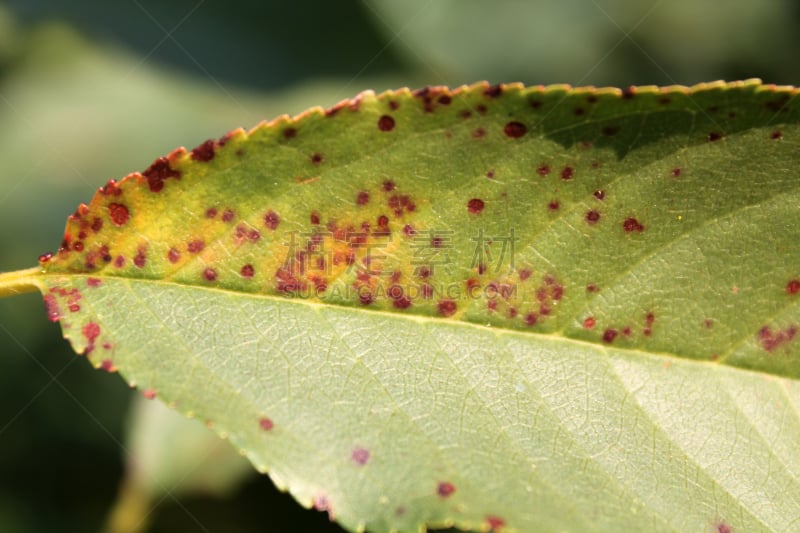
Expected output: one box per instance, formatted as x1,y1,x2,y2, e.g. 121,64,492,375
39,272,790,380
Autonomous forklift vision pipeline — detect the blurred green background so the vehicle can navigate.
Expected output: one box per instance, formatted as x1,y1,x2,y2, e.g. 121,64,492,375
0,1,798,532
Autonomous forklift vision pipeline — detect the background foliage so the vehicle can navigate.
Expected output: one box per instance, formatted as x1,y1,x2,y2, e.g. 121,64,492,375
0,1,799,531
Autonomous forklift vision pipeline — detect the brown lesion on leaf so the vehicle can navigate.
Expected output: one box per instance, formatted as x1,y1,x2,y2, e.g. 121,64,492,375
190,139,216,162
758,325,797,352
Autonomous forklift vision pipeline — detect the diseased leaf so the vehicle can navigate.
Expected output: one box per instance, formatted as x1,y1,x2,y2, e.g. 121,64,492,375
2,79,800,532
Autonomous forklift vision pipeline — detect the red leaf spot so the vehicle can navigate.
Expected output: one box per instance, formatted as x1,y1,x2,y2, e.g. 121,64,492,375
393,296,412,309
358,291,374,305
403,224,416,236
476,104,488,115
313,494,334,519
377,215,389,228
671,167,682,177
100,359,116,372
205,207,218,219
518,268,532,281
586,283,599,292
438,94,452,105
472,127,486,138
585,210,601,224
621,86,636,99
786,279,800,295
486,515,505,531
134,248,147,268
593,190,605,200
508,307,518,318
484,84,503,98
38,252,53,263
573,107,585,116
241,264,255,278
707,131,724,142
91,217,103,233
356,191,370,206
142,389,157,400
467,198,485,214
536,287,548,302
415,266,431,279
142,157,180,193
83,322,100,344
73,242,84,252
548,200,560,211
438,299,457,317
437,481,456,498
190,139,216,162
388,100,400,110
264,210,280,230
310,211,321,225
560,166,574,180
770,130,783,140
283,127,297,139
601,125,620,136
759,325,797,352
645,312,655,325
114,255,125,268
383,180,396,191
622,326,632,336
503,121,527,138
524,313,538,326
221,209,235,223
187,240,205,254
43,295,61,322
203,268,218,282
101,179,122,196
623,217,645,233
529,99,543,109
351,447,370,465
459,109,472,119
310,153,323,164
717,522,733,533
378,115,395,132
167,248,180,263
259,417,274,431
583,316,596,329
603,328,618,343
486,170,495,179
765,96,791,112
87,278,102,287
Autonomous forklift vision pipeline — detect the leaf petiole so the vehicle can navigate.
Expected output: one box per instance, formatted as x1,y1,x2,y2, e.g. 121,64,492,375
0,267,42,298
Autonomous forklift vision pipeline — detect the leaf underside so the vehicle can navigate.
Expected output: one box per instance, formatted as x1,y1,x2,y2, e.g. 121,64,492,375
24,80,800,532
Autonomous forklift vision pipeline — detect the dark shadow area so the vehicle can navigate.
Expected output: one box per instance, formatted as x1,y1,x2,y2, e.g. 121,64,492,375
5,0,406,90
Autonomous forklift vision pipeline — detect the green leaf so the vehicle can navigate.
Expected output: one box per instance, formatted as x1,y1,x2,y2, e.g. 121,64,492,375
103,396,254,533
2,79,799,531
